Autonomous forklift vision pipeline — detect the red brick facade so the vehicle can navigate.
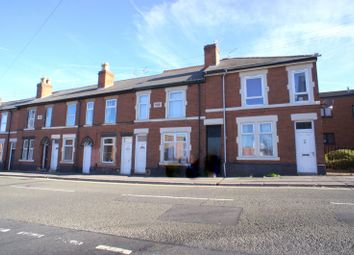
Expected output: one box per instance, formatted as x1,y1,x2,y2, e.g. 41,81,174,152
320,90,354,149
0,44,325,176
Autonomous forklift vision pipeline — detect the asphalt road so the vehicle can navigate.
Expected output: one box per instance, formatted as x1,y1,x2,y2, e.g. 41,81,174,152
0,176,353,255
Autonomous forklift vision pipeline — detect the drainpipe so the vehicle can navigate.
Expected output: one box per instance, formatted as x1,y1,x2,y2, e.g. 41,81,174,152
197,82,201,176
5,110,13,171
222,70,227,177
74,100,82,172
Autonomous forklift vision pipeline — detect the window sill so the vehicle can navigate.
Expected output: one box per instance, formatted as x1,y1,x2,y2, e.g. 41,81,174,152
24,128,35,131
83,124,93,127
237,156,280,161
159,162,190,166
60,161,74,164
102,123,116,126
166,116,186,120
19,159,35,162
101,161,115,164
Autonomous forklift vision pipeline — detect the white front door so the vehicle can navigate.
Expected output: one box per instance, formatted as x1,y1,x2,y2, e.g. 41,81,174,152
135,135,147,174
120,137,133,175
82,144,92,174
295,121,317,174
50,140,59,171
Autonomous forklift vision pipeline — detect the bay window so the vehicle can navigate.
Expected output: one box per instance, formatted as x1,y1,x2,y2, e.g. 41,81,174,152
237,116,279,160
160,127,191,164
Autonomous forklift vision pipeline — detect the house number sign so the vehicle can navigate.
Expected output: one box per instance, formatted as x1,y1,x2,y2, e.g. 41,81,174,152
153,102,162,108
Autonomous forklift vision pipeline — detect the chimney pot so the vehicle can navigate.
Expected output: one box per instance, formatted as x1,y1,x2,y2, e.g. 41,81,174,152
98,62,115,89
36,76,53,98
204,43,220,67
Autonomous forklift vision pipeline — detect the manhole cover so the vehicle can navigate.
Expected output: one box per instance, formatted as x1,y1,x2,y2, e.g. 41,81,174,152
159,204,242,225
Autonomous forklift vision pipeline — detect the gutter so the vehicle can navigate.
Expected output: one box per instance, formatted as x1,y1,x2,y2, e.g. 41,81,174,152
222,71,227,177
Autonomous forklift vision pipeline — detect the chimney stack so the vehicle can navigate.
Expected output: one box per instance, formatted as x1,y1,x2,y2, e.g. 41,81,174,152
98,62,115,89
36,77,52,98
204,43,220,67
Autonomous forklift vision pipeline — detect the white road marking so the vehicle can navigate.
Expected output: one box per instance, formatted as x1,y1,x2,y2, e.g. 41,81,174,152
330,202,354,206
0,228,10,233
69,240,83,246
17,231,44,238
122,193,234,201
10,185,75,193
96,245,132,254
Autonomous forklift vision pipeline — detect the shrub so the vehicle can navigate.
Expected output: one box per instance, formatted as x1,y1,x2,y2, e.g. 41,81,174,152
266,172,280,177
325,149,354,170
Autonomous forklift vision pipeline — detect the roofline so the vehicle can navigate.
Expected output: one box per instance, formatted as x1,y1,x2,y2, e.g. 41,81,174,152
319,90,354,98
11,78,205,109
204,56,318,75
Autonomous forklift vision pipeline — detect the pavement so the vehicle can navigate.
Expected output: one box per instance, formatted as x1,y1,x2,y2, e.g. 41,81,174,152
0,171,354,188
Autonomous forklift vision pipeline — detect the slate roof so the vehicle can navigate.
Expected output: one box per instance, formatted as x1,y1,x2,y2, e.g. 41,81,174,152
319,89,354,98
205,55,318,74
0,54,317,110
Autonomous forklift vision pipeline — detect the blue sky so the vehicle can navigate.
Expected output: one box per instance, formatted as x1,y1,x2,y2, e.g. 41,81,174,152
0,0,353,101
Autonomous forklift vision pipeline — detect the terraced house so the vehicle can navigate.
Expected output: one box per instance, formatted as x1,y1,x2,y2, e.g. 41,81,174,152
0,44,325,177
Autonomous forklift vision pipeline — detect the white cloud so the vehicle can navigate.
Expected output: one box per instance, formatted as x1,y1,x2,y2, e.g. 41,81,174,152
132,0,354,90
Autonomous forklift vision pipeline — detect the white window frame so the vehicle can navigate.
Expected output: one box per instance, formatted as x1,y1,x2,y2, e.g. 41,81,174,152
165,86,187,119
136,91,151,120
236,115,279,160
44,106,53,128
61,134,76,163
0,139,5,162
287,64,314,104
104,99,117,124
159,127,191,165
101,137,116,163
240,70,268,107
21,138,34,161
27,108,36,129
66,102,77,127
0,112,8,132
85,101,94,126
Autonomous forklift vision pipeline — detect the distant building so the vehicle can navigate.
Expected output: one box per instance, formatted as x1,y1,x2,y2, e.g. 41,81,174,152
0,44,325,176
320,89,354,149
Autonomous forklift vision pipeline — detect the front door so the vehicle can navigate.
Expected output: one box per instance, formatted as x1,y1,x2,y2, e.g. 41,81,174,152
135,135,147,174
295,121,317,174
41,144,48,170
50,140,59,171
8,141,16,170
82,144,92,174
120,137,132,175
